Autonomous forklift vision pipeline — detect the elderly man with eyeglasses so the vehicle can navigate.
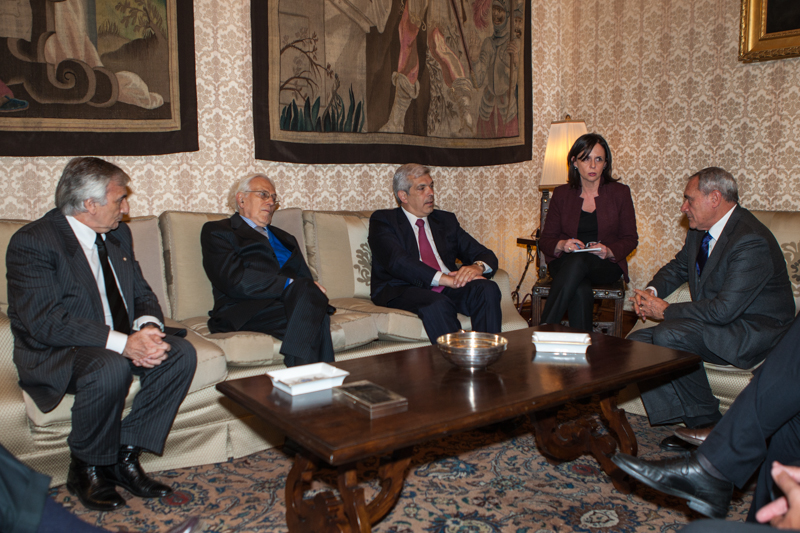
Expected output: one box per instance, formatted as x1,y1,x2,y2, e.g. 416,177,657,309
201,174,334,366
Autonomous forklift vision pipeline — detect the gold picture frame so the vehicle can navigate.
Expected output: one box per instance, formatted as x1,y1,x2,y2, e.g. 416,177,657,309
740,0,800,62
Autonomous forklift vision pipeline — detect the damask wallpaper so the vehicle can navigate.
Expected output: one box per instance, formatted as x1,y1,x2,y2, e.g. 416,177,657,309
1,0,799,307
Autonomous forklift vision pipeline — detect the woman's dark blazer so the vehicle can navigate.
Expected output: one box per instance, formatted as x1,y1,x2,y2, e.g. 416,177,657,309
538,181,638,282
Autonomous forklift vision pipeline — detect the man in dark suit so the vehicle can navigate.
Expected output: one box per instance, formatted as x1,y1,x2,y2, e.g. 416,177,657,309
369,163,502,344
7,157,197,512
628,167,794,444
613,313,800,523
201,174,334,367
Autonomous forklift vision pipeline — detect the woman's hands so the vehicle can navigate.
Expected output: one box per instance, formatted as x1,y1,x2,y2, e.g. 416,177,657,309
557,238,585,254
587,242,614,260
557,239,614,260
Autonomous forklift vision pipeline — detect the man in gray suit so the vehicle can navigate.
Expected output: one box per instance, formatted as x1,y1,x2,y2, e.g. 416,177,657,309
7,158,197,512
629,167,794,444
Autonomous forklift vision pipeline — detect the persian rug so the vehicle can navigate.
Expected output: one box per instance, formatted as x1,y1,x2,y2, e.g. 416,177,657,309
0,0,198,156
251,0,532,166
50,405,754,532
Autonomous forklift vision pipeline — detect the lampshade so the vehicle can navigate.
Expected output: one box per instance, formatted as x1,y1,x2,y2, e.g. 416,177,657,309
540,118,588,189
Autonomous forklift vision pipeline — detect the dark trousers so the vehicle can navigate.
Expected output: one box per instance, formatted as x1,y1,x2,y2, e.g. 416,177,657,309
679,520,778,532
0,443,108,533
242,277,334,366
65,335,196,465
384,278,502,344
540,253,622,332
628,320,733,426
699,314,800,521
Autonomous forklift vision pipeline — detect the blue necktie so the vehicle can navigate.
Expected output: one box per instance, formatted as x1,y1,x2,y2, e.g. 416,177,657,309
696,232,712,276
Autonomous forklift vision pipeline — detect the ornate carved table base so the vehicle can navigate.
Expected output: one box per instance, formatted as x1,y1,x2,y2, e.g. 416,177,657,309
285,448,413,533
531,392,637,493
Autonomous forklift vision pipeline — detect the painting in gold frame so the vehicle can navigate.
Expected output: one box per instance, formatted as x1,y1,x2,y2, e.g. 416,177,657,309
740,0,800,62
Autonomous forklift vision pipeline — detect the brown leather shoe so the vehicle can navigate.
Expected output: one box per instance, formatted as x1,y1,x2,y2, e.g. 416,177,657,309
674,425,715,446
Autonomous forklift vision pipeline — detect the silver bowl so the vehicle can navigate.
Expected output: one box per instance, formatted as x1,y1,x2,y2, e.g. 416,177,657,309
437,332,508,371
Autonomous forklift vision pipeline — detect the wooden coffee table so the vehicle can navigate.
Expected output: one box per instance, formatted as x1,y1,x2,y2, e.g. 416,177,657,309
217,325,700,533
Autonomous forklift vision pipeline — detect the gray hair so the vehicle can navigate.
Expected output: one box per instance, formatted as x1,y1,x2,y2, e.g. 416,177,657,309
392,163,430,204
691,167,739,204
55,157,131,216
228,173,276,212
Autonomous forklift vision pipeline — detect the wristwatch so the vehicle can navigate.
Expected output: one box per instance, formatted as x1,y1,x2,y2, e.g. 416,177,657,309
473,261,488,273
138,322,163,332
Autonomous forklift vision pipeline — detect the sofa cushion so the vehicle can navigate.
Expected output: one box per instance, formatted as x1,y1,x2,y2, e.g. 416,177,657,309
0,219,29,314
752,210,800,313
128,216,171,317
184,310,379,365
303,211,373,300
331,297,470,341
184,315,279,366
23,320,227,427
330,310,380,351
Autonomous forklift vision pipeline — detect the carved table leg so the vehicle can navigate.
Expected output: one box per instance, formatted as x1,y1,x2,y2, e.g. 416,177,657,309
285,449,412,533
531,392,635,493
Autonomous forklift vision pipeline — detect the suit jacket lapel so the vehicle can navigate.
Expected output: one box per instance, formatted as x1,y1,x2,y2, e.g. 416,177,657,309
232,213,282,268
427,212,450,265
51,211,105,320
396,209,420,258
698,206,740,288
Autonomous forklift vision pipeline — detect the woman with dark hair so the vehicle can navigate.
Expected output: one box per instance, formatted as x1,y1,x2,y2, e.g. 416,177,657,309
538,133,638,331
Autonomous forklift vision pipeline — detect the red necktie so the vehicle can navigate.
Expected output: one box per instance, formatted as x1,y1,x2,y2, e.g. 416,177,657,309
416,219,444,292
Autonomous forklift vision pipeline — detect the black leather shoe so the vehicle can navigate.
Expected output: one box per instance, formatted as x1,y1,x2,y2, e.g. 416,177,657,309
612,453,733,519
103,445,172,498
660,435,698,452
166,516,203,533
67,455,126,512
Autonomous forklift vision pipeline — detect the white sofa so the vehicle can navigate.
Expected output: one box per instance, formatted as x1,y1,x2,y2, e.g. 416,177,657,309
0,208,528,485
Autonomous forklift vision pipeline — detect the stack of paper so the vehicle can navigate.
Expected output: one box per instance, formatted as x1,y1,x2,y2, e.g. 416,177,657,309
532,331,591,354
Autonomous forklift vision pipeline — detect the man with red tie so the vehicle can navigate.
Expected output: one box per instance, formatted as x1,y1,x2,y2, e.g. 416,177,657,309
368,163,502,344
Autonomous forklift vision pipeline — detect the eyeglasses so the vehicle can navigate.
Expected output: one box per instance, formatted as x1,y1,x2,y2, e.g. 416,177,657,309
245,190,279,203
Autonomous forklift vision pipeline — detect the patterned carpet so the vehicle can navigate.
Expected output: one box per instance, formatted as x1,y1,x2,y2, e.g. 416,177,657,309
51,404,755,532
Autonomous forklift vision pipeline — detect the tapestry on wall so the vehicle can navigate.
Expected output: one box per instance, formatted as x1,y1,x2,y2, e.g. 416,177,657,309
0,0,198,156
252,0,532,166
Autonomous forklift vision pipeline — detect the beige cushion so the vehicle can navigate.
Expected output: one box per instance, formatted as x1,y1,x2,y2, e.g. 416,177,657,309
0,219,30,314
24,320,227,427
332,297,470,341
185,310,379,365
752,210,800,314
159,211,227,321
303,211,373,299
329,310,380,351
185,315,280,366
128,216,171,317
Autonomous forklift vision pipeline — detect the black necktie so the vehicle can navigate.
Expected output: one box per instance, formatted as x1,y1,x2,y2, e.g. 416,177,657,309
95,234,130,334
696,232,712,277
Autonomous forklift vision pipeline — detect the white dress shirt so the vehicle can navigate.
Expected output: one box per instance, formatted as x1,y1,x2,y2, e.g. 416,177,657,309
647,205,737,297
400,207,491,286
66,216,161,353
